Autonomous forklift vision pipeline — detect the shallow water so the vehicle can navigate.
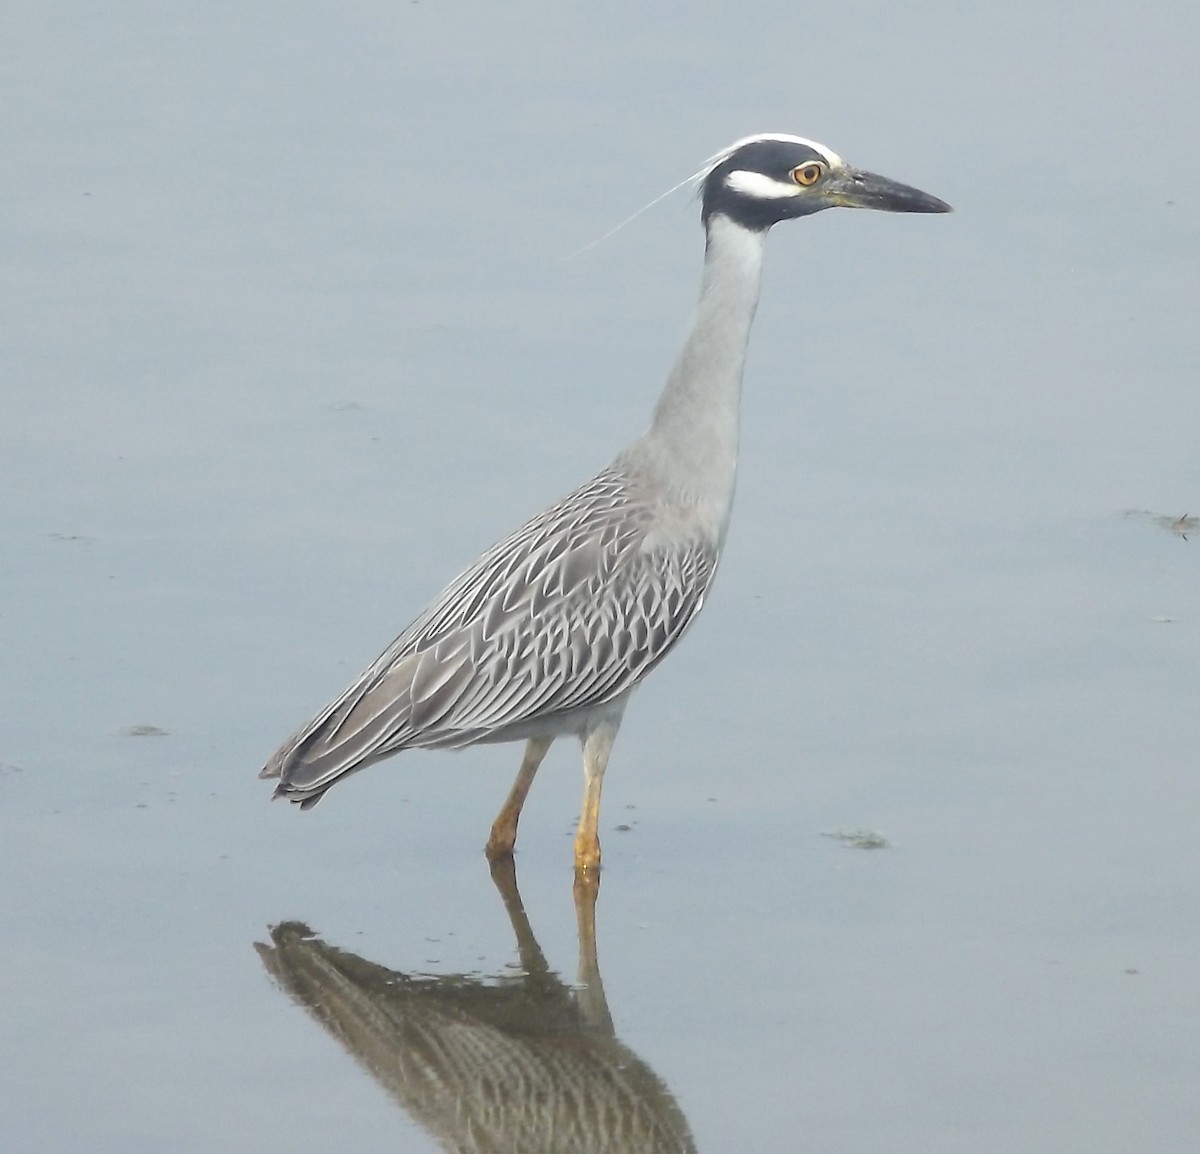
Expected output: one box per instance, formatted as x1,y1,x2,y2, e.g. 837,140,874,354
3,3,1198,1151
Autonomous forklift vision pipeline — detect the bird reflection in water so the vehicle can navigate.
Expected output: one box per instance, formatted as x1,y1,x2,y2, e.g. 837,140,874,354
255,862,696,1153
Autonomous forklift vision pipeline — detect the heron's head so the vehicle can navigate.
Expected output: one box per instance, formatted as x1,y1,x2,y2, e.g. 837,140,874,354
700,134,951,231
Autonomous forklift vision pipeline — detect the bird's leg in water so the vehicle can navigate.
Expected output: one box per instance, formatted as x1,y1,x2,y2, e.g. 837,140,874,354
574,717,621,875
486,736,554,861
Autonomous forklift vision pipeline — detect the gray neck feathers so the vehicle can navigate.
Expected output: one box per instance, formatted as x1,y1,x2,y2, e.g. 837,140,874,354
627,214,766,539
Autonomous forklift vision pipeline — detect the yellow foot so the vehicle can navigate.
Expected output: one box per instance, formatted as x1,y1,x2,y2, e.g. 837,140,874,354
573,862,601,903
573,831,601,874
484,836,515,863
485,817,519,862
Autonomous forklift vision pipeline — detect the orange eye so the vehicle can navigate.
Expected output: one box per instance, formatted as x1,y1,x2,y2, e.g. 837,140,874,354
791,162,824,187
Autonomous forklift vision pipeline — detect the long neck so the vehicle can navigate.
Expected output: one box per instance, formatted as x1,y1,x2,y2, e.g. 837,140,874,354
633,214,766,531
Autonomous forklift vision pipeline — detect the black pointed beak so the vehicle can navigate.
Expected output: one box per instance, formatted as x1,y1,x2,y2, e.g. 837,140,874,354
830,168,952,214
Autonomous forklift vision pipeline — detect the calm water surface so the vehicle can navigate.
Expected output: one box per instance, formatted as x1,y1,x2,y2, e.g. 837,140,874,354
3,3,1198,1151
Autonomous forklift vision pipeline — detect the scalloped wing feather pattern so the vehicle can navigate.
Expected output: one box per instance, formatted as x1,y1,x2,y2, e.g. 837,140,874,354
266,466,716,802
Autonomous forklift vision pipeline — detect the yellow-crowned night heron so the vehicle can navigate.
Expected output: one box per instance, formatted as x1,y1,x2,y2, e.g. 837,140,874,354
261,133,951,873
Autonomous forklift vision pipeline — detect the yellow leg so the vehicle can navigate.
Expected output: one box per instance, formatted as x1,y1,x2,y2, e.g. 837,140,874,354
485,736,553,861
573,717,620,876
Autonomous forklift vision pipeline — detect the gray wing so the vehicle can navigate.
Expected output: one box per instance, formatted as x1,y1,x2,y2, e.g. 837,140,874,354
264,465,717,803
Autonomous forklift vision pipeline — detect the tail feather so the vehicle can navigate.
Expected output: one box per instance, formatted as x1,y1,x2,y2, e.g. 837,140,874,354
259,652,422,803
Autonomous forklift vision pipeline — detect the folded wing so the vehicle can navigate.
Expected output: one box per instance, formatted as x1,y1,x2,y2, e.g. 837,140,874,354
264,466,717,804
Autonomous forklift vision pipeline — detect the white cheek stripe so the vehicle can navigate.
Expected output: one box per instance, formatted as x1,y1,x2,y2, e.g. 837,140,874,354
724,170,801,199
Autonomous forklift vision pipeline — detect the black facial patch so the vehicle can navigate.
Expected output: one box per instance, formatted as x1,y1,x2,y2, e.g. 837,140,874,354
701,139,829,231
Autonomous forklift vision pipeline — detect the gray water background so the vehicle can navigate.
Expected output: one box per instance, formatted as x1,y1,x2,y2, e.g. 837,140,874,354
2,2,1198,1150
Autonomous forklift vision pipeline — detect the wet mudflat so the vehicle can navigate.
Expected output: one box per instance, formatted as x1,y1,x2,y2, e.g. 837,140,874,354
3,3,1198,1151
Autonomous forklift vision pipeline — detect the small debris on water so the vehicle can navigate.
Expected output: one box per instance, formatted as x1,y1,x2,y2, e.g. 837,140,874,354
1168,513,1195,539
822,828,890,849
1123,509,1197,540
615,823,633,833
121,725,169,737
44,532,96,543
